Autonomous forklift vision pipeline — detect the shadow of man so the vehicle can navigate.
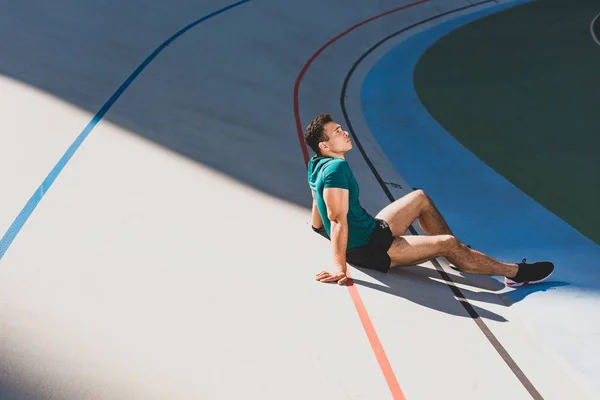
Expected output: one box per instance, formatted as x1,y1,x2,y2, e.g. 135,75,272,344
347,263,570,322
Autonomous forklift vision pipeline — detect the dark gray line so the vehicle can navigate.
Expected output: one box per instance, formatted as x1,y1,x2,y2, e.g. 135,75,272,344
591,12,600,46
339,2,543,399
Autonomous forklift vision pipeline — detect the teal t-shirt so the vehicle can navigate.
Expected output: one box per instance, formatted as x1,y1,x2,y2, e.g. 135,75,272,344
307,155,377,250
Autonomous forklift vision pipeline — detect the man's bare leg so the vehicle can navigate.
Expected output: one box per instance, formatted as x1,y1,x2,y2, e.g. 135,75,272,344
375,190,453,237
386,235,518,277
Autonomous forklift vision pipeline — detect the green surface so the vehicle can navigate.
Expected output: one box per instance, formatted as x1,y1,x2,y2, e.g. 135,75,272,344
414,0,600,245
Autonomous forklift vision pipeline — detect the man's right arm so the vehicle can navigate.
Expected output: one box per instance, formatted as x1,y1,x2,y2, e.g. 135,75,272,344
323,187,349,274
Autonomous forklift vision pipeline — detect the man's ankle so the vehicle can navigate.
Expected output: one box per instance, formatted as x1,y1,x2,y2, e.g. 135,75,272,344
506,263,519,279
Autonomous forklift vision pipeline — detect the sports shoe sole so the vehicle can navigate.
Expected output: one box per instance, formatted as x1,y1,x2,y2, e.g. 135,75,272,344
504,270,554,287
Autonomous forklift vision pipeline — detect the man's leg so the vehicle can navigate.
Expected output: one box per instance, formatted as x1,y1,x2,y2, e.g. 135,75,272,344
375,190,453,237
386,234,518,277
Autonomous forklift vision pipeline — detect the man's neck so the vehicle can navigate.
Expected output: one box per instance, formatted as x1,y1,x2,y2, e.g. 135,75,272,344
321,152,345,159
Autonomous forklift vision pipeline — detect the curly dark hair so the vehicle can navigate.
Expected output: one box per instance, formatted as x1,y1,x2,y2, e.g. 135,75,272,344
304,113,333,156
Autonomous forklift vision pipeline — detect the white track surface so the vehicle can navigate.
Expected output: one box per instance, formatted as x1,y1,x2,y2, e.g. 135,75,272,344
0,1,596,399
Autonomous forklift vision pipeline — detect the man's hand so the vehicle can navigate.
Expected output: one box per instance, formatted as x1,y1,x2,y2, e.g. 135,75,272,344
315,270,348,285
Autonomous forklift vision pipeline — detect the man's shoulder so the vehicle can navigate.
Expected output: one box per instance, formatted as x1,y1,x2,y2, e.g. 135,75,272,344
309,157,351,181
323,158,349,172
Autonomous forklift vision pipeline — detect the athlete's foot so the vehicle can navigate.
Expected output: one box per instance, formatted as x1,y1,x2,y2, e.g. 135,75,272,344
504,259,554,287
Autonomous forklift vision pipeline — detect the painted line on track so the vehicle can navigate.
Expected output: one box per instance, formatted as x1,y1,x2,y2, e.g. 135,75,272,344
591,12,600,46
293,0,430,167
0,0,252,260
341,1,543,399
294,2,433,399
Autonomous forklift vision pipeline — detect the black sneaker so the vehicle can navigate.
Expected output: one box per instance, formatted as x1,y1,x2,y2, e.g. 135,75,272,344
505,258,554,287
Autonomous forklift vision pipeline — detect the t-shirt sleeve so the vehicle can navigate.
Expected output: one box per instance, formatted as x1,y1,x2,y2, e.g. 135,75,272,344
323,162,350,190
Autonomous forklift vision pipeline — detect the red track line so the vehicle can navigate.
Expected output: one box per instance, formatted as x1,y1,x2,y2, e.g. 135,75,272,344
293,1,431,399
293,0,430,165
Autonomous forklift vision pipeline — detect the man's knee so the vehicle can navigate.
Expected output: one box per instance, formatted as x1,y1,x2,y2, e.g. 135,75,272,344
412,189,431,209
413,189,425,198
438,234,459,251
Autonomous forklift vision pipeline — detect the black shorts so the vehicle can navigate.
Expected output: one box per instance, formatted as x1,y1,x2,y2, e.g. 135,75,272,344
346,219,394,273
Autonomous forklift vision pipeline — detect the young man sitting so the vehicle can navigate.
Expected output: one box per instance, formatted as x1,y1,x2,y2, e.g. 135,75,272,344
304,113,554,287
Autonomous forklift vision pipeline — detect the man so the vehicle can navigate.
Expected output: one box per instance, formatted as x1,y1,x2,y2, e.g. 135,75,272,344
304,113,554,286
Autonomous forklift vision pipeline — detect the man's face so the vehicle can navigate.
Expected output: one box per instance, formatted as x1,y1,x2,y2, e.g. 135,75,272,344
321,121,352,155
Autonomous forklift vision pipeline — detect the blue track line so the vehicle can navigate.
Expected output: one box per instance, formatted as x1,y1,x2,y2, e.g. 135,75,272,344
0,0,251,260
